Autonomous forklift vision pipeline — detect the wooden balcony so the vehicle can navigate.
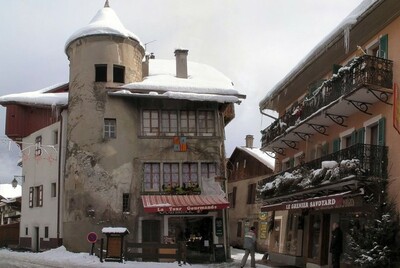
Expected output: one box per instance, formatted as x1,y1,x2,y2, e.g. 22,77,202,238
261,55,393,149
258,143,388,202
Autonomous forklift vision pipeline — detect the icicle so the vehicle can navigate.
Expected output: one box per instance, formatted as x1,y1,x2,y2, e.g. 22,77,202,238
344,26,350,54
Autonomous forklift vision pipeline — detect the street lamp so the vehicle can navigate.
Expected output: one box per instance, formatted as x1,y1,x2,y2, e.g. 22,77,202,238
11,176,25,188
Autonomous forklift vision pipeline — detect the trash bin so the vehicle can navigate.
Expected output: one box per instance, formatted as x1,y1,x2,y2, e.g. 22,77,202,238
214,244,226,262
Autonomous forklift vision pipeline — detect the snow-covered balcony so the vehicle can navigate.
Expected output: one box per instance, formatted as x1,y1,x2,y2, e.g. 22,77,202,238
261,55,393,151
257,143,388,204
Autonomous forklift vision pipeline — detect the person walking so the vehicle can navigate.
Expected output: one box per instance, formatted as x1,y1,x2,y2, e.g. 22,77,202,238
330,222,343,268
241,226,256,268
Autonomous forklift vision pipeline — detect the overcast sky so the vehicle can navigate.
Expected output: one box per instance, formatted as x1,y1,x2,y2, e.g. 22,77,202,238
0,0,364,183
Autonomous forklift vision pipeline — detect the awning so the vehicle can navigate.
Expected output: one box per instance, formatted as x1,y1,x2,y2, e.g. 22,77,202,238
261,191,353,212
142,195,229,213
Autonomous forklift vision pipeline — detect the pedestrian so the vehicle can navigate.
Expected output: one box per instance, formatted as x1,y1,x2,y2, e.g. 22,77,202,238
241,226,256,268
330,222,343,268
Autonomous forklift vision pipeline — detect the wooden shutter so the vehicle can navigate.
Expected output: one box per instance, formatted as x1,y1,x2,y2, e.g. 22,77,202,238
350,131,356,146
378,117,386,146
332,138,341,153
232,187,237,208
356,127,365,144
39,185,43,207
29,187,34,208
379,34,388,59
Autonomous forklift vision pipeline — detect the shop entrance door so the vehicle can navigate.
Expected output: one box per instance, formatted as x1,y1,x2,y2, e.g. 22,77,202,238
184,217,213,263
307,213,330,265
142,220,160,261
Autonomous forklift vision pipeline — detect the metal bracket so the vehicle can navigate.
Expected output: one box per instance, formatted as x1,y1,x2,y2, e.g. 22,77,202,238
325,113,348,127
281,140,298,150
294,131,313,141
272,147,286,156
307,123,329,136
347,100,372,115
367,89,392,105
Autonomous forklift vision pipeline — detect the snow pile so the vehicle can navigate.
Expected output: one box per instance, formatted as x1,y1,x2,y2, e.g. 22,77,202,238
237,147,275,170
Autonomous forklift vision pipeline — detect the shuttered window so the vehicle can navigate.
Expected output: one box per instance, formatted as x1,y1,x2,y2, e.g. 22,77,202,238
379,34,388,59
378,117,386,146
332,138,341,153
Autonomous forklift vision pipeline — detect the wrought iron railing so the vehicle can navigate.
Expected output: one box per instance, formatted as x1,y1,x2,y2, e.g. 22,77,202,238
258,143,388,199
261,55,393,148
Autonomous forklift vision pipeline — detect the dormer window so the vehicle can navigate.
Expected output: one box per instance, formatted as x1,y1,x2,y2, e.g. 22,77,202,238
95,64,107,82
113,65,125,83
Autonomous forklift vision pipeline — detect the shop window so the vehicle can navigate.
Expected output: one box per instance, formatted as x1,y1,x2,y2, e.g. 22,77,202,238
113,65,125,83
143,163,160,192
308,214,322,260
95,64,107,82
104,118,116,139
284,213,301,255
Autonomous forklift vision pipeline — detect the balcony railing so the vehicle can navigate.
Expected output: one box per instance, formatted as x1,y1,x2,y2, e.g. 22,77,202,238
258,143,388,200
261,55,393,148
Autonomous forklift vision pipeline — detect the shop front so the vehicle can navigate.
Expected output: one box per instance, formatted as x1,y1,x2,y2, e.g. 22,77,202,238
261,190,366,268
141,195,229,263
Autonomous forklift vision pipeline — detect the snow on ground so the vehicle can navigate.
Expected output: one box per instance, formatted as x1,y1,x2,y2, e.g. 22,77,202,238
0,246,271,268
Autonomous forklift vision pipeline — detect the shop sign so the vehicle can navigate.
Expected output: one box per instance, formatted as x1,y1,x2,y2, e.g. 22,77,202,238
259,222,268,240
158,210,208,215
259,212,268,221
215,218,223,237
261,195,343,211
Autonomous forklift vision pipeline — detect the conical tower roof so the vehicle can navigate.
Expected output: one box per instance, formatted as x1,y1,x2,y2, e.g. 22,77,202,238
65,4,143,52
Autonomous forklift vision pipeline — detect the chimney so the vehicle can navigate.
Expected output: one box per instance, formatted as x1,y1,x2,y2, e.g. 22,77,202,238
245,135,254,148
174,49,189,79
142,53,154,79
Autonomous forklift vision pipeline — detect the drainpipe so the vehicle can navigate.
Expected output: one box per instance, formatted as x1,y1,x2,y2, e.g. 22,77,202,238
56,111,63,246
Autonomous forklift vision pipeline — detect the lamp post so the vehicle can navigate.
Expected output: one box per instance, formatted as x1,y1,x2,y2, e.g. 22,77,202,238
11,176,25,188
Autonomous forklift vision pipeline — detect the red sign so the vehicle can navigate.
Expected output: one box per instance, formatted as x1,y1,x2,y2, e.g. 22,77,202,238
87,232,98,243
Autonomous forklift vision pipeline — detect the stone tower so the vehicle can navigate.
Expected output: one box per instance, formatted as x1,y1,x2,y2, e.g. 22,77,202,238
63,3,145,251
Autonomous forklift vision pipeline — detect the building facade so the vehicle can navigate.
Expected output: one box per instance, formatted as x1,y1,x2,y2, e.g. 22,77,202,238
1,3,245,262
227,135,274,252
258,0,400,267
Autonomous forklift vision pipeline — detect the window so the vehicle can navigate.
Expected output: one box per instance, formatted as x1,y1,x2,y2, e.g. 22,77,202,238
230,187,237,208
51,183,56,197
143,110,159,136
161,111,178,135
53,131,58,145
122,193,130,212
163,163,179,188
44,227,49,239
182,162,198,187
247,183,256,204
113,65,125,83
29,185,43,208
104,118,117,139
370,124,378,145
144,163,160,191
201,163,217,179
95,64,107,82
180,111,196,135
35,136,42,156
198,110,215,135
25,227,28,236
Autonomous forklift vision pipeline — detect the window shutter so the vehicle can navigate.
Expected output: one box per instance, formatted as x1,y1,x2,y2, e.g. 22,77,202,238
289,157,295,168
356,127,365,144
29,187,34,208
232,187,237,208
332,138,341,153
350,131,356,146
322,143,329,156
379,34,388,59
378,117,386,146
39,185,43,207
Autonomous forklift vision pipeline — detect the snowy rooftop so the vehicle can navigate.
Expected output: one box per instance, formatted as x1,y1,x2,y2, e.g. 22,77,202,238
259,0,379,108
236,146,275,170
65,5,143,51
102,227,129,234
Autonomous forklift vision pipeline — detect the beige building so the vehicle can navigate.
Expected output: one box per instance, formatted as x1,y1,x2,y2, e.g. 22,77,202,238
258,0,400,267
0,3,245,262
227,135,274,252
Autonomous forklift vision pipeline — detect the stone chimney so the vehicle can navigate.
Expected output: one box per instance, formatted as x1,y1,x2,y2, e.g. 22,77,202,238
142,53,155,79
174,49,189,78
245,135,254,148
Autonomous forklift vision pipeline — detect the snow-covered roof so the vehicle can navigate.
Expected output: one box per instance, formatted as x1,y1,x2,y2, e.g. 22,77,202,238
111,59,243,103
0,83,68,107
259,0,379,109
65,5,143,52
0,184,21,199
236,146,275,170
102,227,129,234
